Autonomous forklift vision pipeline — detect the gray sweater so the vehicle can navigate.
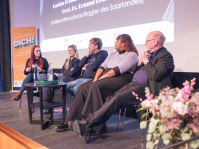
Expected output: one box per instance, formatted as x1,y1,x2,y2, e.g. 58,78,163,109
100,51,139,75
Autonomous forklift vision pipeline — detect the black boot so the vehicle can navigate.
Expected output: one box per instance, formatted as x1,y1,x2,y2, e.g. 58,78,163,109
73,120,91,143
55,122,69,132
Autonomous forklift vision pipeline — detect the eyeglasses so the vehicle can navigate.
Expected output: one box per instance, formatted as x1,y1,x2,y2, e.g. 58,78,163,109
145,39,154,44
35,50,41,53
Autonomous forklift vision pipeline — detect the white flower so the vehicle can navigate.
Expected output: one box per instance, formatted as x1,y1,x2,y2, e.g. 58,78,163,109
176,90,182,98
173,102,189,116
151,99,159,110
141,100,151,108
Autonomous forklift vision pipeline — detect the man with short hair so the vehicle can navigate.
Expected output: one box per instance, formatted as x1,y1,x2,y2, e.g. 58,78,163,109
74,31,175,143
67,37,108,94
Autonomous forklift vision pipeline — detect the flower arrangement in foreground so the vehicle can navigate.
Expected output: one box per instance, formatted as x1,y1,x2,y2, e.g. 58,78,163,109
133,78,199,149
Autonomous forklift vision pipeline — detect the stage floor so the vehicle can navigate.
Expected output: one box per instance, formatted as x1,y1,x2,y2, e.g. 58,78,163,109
0,91,161,149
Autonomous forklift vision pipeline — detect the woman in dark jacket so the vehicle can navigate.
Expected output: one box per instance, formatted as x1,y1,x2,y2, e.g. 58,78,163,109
42,45,80,114
11,45,49,101
61,44,80,83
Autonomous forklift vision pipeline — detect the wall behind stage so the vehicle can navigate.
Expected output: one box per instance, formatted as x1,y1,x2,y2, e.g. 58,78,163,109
9,0,199,72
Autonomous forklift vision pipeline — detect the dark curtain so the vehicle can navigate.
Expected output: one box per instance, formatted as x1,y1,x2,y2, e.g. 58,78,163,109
0,0,11,92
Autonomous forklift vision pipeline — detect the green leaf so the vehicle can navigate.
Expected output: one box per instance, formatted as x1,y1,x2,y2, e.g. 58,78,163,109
190,139,199,149
141,112,149,119
154,140,159,145
162,133,170,140
181,133,191,141
147,134,152,141
148,118,159,133
153,132,161,140
140,121,147,129
182,126,189,133
163,139,170,145
159,124,166,134
146,141,154,149
136,107,149,112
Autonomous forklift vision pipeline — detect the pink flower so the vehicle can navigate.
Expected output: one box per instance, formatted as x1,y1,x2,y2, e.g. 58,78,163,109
135,78,199,148
160,100,175,118
164,118,183,131
188,118,199,133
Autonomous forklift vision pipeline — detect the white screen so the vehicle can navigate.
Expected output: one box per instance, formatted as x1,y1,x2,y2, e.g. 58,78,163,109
10,0,199,72
40,0,174,52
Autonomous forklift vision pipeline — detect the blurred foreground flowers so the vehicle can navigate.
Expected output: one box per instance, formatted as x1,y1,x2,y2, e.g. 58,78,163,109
134,78,199,149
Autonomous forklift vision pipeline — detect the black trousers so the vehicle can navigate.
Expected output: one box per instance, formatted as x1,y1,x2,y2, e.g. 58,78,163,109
66,72,133,125
87,82,147,133
81,72,133,117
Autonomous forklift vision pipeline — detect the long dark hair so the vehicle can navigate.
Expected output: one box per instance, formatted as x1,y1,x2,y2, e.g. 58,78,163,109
28,45,43,69
116,34,139,56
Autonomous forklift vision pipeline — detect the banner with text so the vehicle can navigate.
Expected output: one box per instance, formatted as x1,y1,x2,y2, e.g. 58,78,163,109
12,27,36,87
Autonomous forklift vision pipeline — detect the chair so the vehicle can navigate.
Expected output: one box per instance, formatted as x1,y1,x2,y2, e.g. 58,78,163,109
116,108,126,130
117,105,149,142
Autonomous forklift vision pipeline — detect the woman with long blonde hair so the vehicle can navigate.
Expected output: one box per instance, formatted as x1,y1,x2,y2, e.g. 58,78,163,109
61,45,80,83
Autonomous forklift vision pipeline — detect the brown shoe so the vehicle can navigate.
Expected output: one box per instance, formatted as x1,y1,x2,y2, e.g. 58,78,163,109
31,107,34,113
11,91,22,101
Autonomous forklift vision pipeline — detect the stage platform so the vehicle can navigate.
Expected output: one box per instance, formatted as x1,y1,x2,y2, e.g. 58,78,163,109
0,91,163,149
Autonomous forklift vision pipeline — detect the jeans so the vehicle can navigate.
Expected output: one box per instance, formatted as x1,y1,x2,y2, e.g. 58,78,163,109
67,78,92,94
20,73,33,92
